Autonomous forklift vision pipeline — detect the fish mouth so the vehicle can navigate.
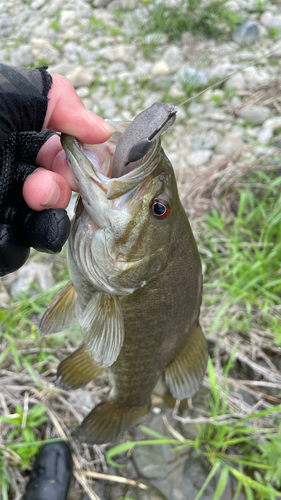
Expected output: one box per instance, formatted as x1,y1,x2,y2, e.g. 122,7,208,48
61,131,162,200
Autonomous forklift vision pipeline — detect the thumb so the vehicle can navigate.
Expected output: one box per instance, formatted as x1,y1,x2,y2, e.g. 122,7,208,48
43,73,114,144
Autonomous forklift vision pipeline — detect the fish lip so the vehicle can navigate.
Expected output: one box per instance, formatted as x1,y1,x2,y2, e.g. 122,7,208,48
61,133,162,182
62,133,163,200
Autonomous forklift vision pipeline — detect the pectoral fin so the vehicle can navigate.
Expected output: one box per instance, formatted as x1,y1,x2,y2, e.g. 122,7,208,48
77,400,149,444
164,322,208,399
39,281,77,336
81,293,124,368
56,344,103,390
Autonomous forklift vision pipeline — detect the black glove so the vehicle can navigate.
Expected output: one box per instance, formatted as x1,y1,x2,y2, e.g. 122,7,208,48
0,130,71,276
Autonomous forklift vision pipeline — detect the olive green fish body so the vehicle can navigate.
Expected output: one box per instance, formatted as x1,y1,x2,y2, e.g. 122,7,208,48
39,103,207,444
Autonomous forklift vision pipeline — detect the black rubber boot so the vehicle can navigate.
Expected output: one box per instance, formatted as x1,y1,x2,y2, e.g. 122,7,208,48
25,441,73,500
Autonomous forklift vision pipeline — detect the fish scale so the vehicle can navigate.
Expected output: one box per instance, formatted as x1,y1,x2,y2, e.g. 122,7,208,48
39,102,208,444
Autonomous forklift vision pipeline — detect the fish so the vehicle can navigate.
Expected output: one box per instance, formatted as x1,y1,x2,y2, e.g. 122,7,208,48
39,102,208,444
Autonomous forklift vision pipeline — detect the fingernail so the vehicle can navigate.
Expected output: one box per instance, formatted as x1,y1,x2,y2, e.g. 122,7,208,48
42,181,61,208
100,120,116,134
87,110,115,134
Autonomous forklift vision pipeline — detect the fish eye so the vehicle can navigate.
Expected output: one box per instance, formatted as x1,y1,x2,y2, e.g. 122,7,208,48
151,199,171,219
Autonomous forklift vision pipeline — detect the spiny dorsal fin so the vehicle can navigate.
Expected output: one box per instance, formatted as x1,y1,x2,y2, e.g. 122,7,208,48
56,344,103,390
164,322,208,399
39,281,77,336
81,293,124,368
77,400,149,444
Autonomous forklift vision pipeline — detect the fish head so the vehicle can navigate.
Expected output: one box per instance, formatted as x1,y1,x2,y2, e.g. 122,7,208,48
62,102,181,295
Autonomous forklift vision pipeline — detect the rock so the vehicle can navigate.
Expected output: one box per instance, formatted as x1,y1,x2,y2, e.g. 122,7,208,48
32,18,55,39
76,86,90,98
215,133,244,156
167,82,185,99
193,130,222,150
268,15,281,30
11,44,35,66
260,11,272,27
10,263,55,298
59,10,77,28
263,117,281,131
0,290,10,306
93,0,112,6
208,63,236,80
180,456,216,500
121,482,169,500
41,0,65,16
69,390,95,410
66,66,95,87
224,72,246,90
187,150,212,167
177,66,208,86
30,37,60,64
99,44,136,63
31,0,46,8
144,32,168,46
242,66,270,88
257,128,273,145
162,45,184,71
106,61,127,74
232,21,260,45
48,61,76,75
188,102,205,117
237,105,272,125
152,60,171,77
271,40,281,57
133,444,168,479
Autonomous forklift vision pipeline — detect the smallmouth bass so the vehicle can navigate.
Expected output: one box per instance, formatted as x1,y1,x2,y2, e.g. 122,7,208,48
39,102,208,444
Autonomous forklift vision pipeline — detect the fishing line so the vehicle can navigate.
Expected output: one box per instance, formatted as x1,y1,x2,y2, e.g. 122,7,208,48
176,45,277,109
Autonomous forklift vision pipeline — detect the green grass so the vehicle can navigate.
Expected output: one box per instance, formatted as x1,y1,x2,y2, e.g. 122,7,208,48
196,165,281,343
107,357,281,500
138,0,242,42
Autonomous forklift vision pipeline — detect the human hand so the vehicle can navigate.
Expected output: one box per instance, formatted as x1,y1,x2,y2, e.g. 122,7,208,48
23,73,113,211
0,72,113,276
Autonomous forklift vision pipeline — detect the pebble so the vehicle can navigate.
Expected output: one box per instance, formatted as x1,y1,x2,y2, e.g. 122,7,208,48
0,290,10,306
99,44,136,63
30,37,60,64
260,11,272,26
177,66,208,86
10,263,55,298
133,444,168,479
242,66,270,88
152,60,171,77
271,39,281,57
232,21,260,45
65,66,95,87
237,105,272,125
257,127,273,145
187,150,213,167
263,116,281,131
180,456,216,500
76,86,90,98
267,15,281,30
224,71,246,90
215,132,245,156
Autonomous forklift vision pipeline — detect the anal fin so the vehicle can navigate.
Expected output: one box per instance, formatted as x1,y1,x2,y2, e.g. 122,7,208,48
39,281,77,335
56,344,103,390
164,322,208,399
77,400,149,444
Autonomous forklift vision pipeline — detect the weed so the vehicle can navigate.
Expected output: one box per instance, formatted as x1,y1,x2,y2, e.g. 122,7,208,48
107,358,281,500
196,166,281,342
1,404,48,469
139,0,243,42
